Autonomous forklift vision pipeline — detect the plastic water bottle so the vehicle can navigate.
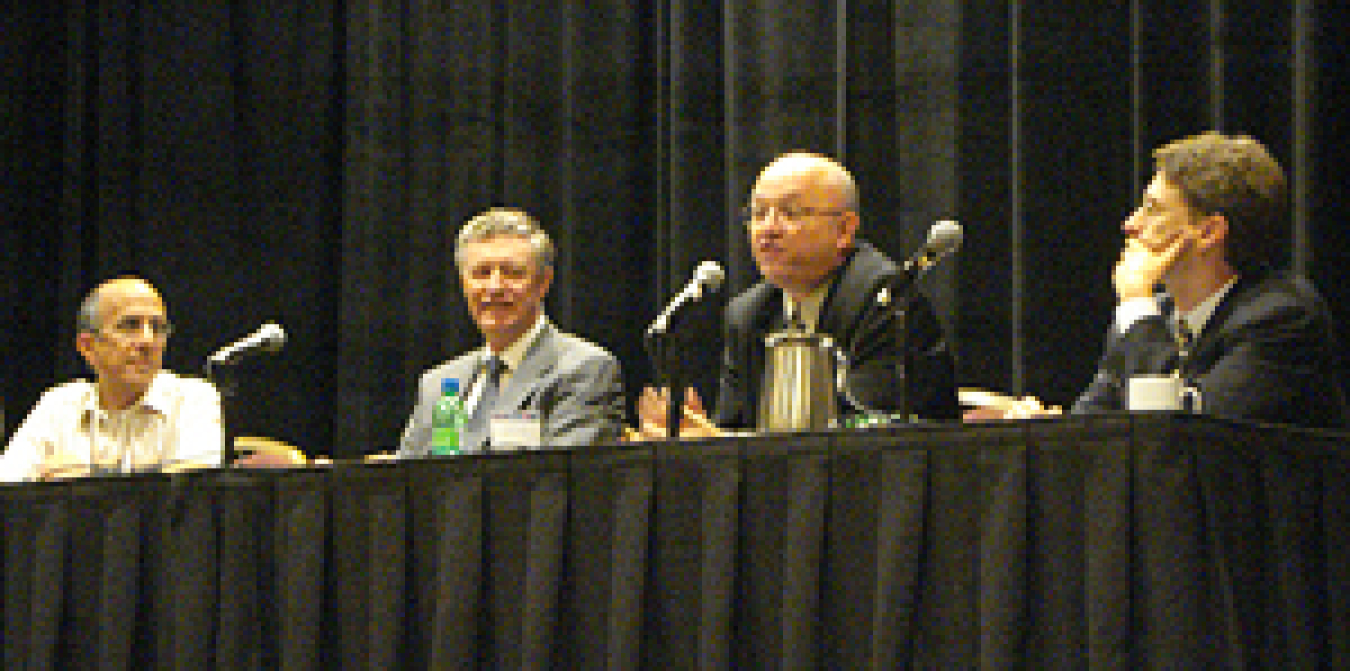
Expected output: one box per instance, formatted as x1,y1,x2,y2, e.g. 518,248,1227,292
430,378,465,455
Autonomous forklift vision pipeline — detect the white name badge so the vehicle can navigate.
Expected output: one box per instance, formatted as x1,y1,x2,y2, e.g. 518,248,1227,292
489,412,543,450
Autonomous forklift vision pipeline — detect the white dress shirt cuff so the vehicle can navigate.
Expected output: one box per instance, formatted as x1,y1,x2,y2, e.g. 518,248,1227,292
1113,297,1161,335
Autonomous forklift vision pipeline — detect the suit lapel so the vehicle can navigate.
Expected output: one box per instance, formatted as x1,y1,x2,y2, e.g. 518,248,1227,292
817,246,865,338
1172,273,1258,373
497,323,560,413
818,243,891,352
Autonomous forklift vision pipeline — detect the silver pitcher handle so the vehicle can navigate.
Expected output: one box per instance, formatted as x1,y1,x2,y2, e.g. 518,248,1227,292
831,340,869,415
831,342,849,396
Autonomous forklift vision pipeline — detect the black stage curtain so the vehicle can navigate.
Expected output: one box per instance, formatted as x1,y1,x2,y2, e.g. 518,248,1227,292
3,2,1348,458
3,415,1349,668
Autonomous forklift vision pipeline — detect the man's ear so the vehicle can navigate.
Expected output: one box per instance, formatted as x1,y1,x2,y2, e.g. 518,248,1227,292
538,264,555,294
837,211,860,251
1193,213,1228,250
75,332,96,369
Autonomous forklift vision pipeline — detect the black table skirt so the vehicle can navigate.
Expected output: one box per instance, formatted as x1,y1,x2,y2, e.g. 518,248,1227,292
4,414,1349,669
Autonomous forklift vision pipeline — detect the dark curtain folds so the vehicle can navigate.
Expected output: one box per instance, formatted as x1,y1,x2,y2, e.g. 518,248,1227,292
3,2,1348,458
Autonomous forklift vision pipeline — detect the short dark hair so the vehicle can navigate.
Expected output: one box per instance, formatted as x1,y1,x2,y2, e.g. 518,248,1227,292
1153,131,1287,274
453,207,555,271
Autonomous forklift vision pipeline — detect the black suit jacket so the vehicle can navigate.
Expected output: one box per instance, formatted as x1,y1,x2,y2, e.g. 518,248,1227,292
1073,270,1349,429
714,241,960,429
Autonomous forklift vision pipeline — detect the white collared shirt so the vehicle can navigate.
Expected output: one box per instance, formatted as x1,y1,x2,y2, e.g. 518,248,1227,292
1177,276,1237,337
0,371,224,482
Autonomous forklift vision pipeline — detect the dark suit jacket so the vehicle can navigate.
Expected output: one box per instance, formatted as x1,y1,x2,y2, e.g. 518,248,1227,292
714,241,960,429
398,321,624,455
1073,270,1349,429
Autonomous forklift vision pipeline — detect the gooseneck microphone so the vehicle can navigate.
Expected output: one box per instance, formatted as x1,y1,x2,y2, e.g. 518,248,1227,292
208,322,287,365
647,261,726,336
205,322,288,465
903,219,962,280
645,260,726,441
876,220,964,307
844,220,964,420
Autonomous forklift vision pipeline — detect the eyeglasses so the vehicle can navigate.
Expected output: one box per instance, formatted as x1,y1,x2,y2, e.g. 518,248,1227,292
741,204,848,228
100,315,174,341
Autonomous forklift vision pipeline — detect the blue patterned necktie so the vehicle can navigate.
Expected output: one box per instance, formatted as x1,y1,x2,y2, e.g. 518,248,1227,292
466,355,505,449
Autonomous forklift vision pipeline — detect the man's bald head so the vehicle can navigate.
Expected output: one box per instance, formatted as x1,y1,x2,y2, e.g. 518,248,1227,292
753,152,860,213
78,277,165,334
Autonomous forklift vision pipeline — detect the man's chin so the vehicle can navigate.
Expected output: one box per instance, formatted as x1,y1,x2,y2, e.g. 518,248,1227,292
761,269,809,293
475,318,527,343
123,368,159,386
475,315,516,331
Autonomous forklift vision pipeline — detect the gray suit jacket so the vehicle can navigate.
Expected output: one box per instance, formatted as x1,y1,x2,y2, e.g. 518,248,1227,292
397,322,624,456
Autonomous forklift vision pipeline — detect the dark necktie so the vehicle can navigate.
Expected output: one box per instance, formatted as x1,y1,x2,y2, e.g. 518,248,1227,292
466,355,505,449
785,304,806,332
1171,319,1194,376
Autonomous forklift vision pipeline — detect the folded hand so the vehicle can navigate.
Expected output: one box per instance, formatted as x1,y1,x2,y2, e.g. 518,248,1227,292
631,386,721,440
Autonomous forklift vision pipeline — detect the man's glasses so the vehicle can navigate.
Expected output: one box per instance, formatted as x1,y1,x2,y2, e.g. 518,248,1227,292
741,204,848,228
100,316,174,341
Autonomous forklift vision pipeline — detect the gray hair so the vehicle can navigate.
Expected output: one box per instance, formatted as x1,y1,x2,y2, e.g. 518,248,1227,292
75,276,162,334
76,290,102,334
453,208,556,270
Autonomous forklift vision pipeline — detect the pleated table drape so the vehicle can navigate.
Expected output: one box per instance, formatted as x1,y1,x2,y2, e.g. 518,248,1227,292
4,414,1348,669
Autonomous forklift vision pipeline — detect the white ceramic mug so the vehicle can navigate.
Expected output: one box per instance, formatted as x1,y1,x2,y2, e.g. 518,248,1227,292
1127,375,1201,412
1128,375,1204,410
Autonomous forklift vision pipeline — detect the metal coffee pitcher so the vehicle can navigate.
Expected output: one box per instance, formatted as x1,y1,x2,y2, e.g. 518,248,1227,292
758,330,842,431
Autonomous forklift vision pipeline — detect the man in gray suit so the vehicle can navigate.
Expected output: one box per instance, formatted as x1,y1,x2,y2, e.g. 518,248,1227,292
397,208,624,455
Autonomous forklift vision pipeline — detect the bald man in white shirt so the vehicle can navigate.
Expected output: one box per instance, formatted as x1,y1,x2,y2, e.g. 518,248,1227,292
0,277,223,482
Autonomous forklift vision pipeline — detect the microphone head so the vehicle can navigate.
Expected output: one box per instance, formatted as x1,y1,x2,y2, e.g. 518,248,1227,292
258,322,287,352
927,220,963,256
694,261,726,293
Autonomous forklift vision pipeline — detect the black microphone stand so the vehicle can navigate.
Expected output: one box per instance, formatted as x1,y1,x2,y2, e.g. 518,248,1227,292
642,328,685,441
204,359,239,465
664,339,684,441
893,294,912,423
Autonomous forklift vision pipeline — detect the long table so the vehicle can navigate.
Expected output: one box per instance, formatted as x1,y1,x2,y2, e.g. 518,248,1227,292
4,414,1349,668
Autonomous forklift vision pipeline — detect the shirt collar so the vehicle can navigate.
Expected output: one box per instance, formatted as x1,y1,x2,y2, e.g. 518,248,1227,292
489,314,547,372
1177,275,1239,336
780,281,832,333
84,371,172,419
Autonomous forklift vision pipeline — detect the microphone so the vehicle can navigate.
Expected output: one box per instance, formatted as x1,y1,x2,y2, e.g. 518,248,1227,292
877,220,963,305
208,322,287,364
647,261,726,335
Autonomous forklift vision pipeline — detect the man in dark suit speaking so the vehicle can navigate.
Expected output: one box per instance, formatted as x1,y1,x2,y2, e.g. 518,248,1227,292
398,208,624,455
1002,132,1347,428
637,151,959,436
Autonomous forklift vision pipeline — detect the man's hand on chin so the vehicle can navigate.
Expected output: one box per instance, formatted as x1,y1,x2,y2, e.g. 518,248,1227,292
1113,235,1189,302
